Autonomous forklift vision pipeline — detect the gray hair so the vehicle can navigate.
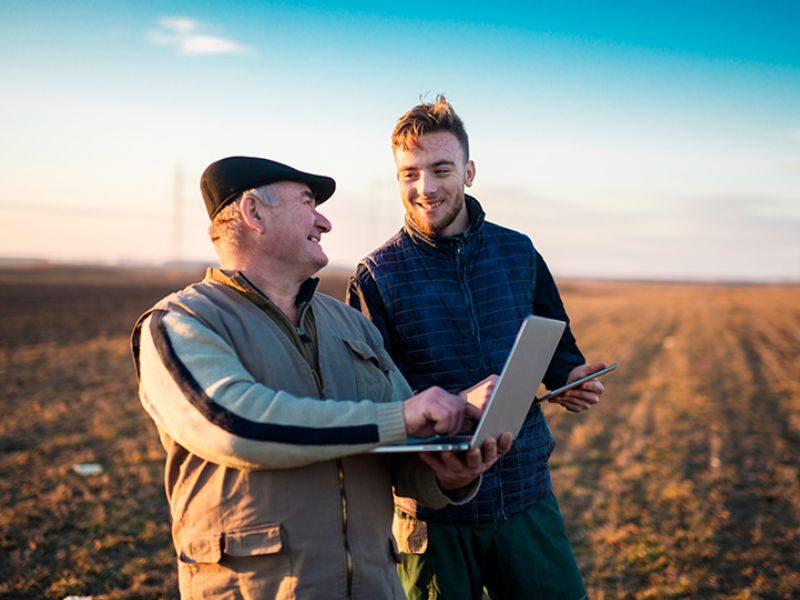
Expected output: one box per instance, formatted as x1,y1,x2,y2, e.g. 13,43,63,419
208,184,281,245
241,185,280,208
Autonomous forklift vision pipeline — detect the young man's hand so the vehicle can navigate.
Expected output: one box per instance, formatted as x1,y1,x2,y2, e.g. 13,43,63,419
420,433,514,490
459,374,500,411
551,361,607,413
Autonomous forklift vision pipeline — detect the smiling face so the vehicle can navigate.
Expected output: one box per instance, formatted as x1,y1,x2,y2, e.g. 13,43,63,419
260,180,332,276
393,131,475,237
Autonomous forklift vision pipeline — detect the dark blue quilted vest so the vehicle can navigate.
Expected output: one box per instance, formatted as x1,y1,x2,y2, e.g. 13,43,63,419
350,196,584,524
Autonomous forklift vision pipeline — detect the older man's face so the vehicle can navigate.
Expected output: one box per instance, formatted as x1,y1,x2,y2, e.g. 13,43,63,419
261,181,332,275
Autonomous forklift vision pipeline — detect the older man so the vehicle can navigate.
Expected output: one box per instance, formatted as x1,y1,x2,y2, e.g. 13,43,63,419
131,156,509,599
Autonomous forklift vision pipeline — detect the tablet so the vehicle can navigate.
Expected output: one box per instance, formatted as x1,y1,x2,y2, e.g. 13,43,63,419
534,362,619,404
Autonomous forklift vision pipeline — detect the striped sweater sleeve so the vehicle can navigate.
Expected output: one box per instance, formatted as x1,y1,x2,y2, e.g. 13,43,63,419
137,309,408,470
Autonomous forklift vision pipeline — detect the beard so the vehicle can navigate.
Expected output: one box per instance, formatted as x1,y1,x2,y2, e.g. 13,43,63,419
409,195,465,236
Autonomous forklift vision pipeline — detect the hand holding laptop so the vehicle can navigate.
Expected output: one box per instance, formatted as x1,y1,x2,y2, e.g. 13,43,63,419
419,431,514,490
402,379,512,491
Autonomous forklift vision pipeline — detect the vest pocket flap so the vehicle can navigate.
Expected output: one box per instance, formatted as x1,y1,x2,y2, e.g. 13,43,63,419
223,523,284,557
180,534,223,564
343,338,391,373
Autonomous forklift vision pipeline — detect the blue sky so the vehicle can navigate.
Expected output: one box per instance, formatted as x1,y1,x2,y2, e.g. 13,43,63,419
1,1,798,280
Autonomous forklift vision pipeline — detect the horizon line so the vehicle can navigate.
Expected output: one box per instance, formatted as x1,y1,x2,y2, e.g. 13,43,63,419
1,256,797,286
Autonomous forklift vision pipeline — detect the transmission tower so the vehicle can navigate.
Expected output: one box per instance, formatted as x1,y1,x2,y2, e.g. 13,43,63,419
173,165,183,263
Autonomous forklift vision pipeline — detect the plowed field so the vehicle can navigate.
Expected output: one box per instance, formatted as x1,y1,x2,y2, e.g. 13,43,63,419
548,281,800,598
1,267,798,598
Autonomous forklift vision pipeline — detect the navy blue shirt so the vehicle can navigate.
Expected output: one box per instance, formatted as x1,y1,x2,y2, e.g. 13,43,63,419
347,195,584,524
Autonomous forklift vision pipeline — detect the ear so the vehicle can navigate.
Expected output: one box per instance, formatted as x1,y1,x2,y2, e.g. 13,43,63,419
240,194,267,234
465,160,476,187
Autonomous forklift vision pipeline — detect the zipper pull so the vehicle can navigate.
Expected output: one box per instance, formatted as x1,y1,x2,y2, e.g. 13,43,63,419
295,326,311,343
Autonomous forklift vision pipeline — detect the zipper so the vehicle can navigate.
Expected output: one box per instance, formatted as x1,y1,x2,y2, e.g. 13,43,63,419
232,274,348,591
456,240,504,518
337,458,354,599
287,311,347,591
295,324,311,343
226,273,350,588
294,317,346,594
456,239,488,374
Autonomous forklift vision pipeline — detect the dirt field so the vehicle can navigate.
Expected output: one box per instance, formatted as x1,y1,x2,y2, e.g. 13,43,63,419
1,265,798,598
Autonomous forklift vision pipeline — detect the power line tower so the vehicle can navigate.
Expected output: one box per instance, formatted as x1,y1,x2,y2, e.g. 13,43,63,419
172,164,183,263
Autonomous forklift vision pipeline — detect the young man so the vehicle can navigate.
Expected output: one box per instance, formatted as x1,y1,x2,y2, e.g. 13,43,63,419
347,98,607,599
132,155,511,599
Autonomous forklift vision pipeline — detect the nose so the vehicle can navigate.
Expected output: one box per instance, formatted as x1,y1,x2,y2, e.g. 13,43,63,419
417,171,438,197
315,209,332,233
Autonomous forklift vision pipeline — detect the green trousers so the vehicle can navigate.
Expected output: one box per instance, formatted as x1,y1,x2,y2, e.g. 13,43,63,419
397,493,586,600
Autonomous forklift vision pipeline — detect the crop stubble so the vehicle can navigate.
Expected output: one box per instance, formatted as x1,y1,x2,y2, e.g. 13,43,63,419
0,268,798,598
549,282,800,598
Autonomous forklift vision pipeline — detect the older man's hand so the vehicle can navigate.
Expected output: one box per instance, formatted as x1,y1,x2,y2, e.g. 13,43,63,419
402,387,482,438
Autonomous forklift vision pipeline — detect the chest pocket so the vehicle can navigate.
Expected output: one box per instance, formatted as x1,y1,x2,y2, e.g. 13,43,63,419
343,338,395,402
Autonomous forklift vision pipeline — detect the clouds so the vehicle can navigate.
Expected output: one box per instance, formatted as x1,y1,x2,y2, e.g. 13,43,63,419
147,17,251,56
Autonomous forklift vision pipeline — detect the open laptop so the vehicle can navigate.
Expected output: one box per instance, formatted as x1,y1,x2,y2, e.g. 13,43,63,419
372,315,566,453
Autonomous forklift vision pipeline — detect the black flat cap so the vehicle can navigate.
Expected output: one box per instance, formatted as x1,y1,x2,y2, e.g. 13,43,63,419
200,156,336,220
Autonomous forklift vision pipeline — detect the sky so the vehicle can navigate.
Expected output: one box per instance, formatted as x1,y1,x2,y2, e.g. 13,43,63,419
1,1,798,281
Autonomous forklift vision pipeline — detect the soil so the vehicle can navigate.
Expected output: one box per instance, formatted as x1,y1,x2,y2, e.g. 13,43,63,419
1,266,798,598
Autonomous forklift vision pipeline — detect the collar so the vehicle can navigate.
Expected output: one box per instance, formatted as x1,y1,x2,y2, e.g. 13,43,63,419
207,267,319,314
403,194,486,252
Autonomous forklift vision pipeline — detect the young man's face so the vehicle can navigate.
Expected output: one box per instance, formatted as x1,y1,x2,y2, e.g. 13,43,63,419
260,181,332,275
393,131,475,237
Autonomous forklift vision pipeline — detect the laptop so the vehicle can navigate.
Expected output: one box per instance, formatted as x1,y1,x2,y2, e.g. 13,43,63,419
372,315,566,453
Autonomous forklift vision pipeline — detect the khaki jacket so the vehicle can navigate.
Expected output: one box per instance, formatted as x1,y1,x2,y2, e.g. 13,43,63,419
132,270,473,599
